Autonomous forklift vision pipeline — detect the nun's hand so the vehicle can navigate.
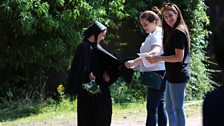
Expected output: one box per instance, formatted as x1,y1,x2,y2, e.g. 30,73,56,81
103,71,110,82
89,72,95,81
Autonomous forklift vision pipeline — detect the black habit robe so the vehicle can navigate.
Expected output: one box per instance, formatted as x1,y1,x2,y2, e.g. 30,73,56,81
67,39,133,126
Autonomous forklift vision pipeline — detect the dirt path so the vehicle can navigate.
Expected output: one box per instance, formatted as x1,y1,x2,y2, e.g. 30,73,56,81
111,101,203,126
111,113,202,126
12,112,201,126
111,105,202,126
6,113,201,126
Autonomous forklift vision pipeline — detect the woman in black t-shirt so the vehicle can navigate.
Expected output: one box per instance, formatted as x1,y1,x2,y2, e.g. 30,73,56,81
146,3,190,126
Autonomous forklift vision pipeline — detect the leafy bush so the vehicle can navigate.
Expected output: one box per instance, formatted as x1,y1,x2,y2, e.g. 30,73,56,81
0,0,127,100
186,0,213,100
110,72,146,103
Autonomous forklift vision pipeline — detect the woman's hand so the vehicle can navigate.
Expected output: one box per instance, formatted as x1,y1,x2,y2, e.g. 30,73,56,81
145,55,160,64
103,72,110,82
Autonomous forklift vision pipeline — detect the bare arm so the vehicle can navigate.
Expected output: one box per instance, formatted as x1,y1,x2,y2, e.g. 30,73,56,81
147,45,163,56
125,45,162,68
124,57,142,69
146,48,184,63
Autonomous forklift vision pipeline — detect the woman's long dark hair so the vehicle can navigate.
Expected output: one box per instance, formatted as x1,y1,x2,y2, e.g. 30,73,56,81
161,3,190,50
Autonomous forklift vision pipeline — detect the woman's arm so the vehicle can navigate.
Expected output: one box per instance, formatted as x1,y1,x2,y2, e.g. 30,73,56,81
147,45,163,56
125,45,162,68
146,48,184,63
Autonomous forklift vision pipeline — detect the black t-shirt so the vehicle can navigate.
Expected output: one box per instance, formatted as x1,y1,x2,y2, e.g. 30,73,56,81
163,29,190,83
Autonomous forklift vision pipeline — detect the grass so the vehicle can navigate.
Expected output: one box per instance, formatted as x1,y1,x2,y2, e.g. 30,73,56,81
112,102,146,117
0,98,77,126
0,98,202,126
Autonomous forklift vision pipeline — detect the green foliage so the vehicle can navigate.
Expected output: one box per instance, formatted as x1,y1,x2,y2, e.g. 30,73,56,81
0,0,213,103
111,72,146,103
0,82,75,121
0,98,40,121
0,97,77,122
186,0,213,100
0,0,127,100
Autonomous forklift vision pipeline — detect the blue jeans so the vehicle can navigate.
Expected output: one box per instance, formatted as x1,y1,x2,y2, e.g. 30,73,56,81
146,71,167,126
165,81,186,126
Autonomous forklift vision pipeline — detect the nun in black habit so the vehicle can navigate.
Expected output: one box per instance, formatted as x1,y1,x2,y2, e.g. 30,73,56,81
67,21,133,126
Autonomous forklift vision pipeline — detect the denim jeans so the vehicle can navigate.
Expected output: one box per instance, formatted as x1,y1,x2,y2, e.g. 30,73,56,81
165,81,186,126
146,71,167,126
